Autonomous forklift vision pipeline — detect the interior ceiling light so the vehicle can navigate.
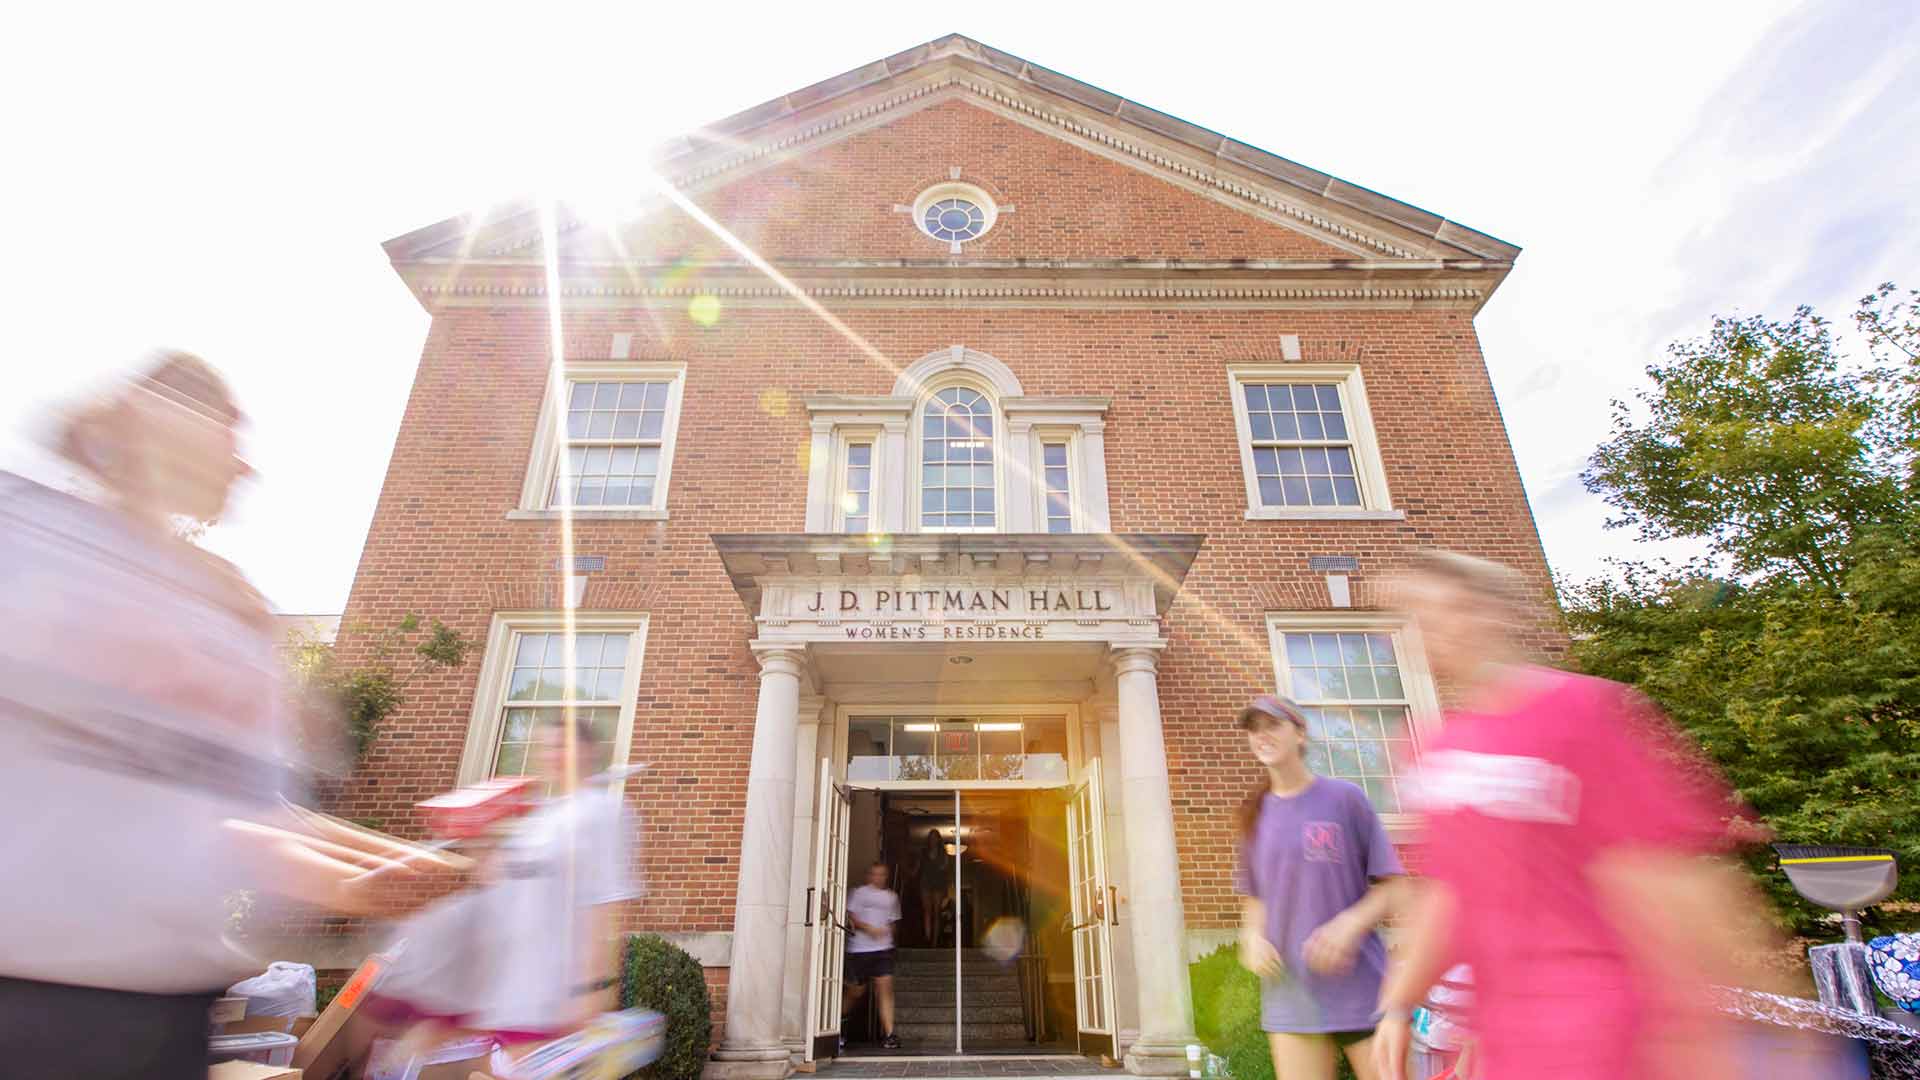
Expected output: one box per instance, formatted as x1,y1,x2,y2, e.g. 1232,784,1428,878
974,722,1021,732
902,723,940,732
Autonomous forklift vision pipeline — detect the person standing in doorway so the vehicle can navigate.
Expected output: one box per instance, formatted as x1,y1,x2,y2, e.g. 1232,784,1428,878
844,861,903,1049
919,829,950,945
1236,694,1403,1080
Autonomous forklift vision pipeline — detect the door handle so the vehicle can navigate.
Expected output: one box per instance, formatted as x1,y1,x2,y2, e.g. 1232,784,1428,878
805,887,816,927
1109,885,1119,927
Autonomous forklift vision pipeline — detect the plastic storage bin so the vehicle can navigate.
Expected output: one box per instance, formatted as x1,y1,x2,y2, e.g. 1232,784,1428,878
208,1031,299,1068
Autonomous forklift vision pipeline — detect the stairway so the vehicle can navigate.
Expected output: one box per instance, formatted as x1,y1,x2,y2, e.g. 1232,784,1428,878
883,948,1031,1051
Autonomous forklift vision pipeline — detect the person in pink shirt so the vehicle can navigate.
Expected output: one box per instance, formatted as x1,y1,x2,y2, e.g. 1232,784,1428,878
1373,550,1793,1080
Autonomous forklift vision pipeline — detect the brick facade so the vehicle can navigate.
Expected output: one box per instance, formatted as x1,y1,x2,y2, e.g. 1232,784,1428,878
333,36,1553,1046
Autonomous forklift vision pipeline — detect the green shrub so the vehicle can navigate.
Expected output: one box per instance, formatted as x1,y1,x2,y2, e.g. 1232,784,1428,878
620,934,712,1080
1188,944,1355,1080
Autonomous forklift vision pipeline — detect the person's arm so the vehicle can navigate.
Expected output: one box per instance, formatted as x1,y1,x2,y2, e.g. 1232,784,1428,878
1589,848,1799,1080
1302,874,1403,975
1238,897,1283,978
1372,878,1458,1080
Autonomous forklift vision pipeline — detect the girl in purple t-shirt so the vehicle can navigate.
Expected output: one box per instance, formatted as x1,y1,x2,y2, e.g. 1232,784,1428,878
1235,694,1403,1080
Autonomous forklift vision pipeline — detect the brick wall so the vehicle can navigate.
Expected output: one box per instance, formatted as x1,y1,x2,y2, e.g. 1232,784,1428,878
333,97,1555,1037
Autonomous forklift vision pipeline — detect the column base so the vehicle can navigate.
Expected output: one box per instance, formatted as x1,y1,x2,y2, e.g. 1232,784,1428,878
704,1046,794,1080
1124,1038,1202,1077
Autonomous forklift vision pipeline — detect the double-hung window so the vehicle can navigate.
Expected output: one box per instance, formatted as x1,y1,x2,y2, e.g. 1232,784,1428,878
515,363,685,518
1229,364,1394,519
457,613,649,786
838,439,876,534
1265,615,1438,815
1041,441,1074,533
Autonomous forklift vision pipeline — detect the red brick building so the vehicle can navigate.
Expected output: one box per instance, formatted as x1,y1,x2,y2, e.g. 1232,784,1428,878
336,33,1548,1077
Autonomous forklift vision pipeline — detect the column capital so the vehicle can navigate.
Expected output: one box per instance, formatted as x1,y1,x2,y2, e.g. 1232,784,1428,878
1110,644,1163,677
752,645,808,678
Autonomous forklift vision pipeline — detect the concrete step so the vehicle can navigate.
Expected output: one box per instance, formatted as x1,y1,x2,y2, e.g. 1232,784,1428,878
889,1021,1033,1046
875,987,1024,1007
896,1002,1025,1024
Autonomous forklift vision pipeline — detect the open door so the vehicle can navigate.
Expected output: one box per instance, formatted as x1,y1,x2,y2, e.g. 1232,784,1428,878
805,758,853,1062
1066,759,1118,1059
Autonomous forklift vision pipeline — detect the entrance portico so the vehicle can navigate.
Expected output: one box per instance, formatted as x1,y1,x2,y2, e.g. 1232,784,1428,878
709,534,1204,1078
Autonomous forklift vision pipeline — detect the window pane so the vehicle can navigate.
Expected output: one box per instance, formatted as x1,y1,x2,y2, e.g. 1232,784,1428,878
1281,477,1309,505
1316,385,1341,411
1290,667,1320,699
502,708,536,744
1285,635,1314,666
593,383,621,408
1249,412,1274,440
567,411,589,438
601,634,628,668
1243,383,1267,411
1252,447,1279,475
569,383,595,408
638,411,665,439
612,412,640,438
516,634,546,665
588,412,615,438
1259,477,1285,505
1308,477,1337,505
618,383,648,409
1042,444,1067,468
596,668,625,700
493,742,528,778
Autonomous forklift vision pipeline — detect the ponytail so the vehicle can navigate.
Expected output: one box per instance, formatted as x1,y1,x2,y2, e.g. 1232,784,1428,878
1234,782,1267,846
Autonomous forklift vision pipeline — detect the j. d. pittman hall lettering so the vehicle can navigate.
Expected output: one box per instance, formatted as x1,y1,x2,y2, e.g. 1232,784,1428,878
805,587,1114,614
329,33,1558,1079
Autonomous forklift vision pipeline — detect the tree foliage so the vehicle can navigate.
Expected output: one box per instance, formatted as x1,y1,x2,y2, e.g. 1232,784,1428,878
1570,284,1920,932
286,612,473,763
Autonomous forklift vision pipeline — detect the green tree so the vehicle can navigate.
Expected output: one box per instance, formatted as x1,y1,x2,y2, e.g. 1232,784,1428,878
1569,285,1920,932
287,612,474,765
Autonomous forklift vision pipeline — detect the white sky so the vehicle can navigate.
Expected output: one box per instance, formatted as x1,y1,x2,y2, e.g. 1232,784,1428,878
3,1,1915,613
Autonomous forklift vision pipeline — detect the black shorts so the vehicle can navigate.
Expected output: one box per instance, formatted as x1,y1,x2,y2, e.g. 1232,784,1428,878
0,975,219,1080
846,949,895,983
1329,1028,1375,1048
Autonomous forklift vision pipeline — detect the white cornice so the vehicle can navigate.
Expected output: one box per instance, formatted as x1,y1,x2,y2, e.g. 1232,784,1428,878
411,280,1485,304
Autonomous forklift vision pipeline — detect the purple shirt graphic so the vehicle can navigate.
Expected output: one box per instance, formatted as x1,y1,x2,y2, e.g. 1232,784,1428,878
1235,777,1403,1033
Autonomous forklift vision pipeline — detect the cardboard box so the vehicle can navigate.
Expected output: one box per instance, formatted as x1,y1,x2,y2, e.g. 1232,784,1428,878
211,997,250,1024
220,1015,297,1036
208,1063,301,1079
292,954,387,1080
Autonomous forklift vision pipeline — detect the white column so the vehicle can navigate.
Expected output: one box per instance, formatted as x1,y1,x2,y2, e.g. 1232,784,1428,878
780,696,827,1055
1111,646,1198,1075
1078,421,1112,532
1006,419,1037,532
880,420,909,534
804,422,835,533
711,647,806,1079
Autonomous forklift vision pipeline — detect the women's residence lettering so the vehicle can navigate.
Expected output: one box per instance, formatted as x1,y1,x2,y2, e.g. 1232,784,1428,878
803,587,1114,615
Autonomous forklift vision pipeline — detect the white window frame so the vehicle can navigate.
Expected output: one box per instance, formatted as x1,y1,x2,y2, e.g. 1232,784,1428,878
1263,611,1440,832
1228,363,1400,521
831,427,882,534
911,376,1006,534
510,361,687,520
455,611,650,786
1034,428,1082,534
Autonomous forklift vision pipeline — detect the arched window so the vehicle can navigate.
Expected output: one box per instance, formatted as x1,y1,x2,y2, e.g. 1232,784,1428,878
920,386,998,530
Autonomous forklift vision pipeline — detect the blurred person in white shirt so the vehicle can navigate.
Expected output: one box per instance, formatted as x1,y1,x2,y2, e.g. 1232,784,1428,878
0,352,455,1079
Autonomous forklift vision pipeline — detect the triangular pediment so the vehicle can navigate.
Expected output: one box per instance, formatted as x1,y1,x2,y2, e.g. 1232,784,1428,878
387,35,1516,277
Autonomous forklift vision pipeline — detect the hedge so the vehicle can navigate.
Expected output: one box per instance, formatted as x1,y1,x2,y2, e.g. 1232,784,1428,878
620,934,713,1080
1189,944,1356,1080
